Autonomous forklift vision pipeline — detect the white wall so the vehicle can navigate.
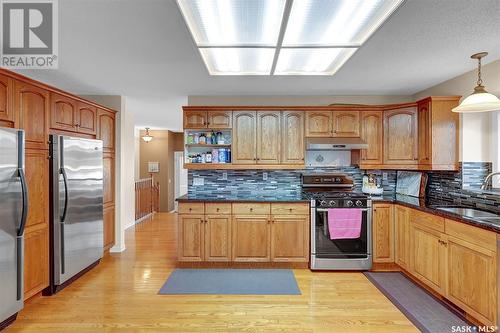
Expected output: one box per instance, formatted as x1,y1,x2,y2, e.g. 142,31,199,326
413,59,500,164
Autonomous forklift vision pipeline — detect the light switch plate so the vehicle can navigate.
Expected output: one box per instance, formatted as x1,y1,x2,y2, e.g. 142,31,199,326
193,177,204,186
263,172,268,181
382,172,388,181
222,172,227,180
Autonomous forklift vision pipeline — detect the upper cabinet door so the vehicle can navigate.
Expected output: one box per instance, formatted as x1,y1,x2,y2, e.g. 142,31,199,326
14,81,49,150
332,111,360,137
281,111,305,164
0,74,14,124
207,111,232,129
77,102,97,135
305,111,332,137
417,100,431,165
97,109,115,152
50,93,77,131
383,107,418,165
360,111,383,164
256,111,280,164
184,110,208,129
233,111,257,164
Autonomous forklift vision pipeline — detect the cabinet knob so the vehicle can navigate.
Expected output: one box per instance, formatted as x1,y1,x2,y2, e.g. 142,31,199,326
289,208,293,212
216,208,220,212
250,208,253,212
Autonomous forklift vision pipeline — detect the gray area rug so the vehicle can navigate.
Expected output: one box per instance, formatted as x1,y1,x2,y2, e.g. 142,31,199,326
365,272,470,333
159,269,301,295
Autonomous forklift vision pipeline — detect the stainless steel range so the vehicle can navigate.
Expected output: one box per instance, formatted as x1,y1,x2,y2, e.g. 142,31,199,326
302,173,372,270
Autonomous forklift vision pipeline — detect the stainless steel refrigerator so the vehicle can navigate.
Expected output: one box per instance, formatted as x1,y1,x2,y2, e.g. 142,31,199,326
0,128,27,329
46,135,103,295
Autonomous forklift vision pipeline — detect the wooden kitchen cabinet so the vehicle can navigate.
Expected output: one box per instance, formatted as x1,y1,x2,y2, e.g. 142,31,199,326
97,108,115,152
50,93,77,132
360,110,383,165
103,154,115,205
14,81,50,150
410,222,447,294
281,111,305,164
232,111,257,164
383,106,418,165
394,205,410,270
305,111,332,137
271,215,309,262
332,111,360,137
24,226,49,299
205,215,232,261
372,203,394,263
256,111,281,164
446,235,497,326
417,97,460,169
77,102,97,135
0,74,14,124
103,205,115,250
207,110,232,129
184,110,208,128
178,214,205,261
232,215,271,262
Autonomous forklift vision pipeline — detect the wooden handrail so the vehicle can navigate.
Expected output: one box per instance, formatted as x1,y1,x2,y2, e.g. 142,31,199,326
135,178,160,221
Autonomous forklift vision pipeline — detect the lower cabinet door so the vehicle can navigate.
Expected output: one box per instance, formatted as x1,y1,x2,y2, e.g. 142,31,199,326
271,215,309,262
103,205,115,250
373,204,394,263
394,205,410,269
178,215,204,261
24,226,49,299
446,236,497,326
410,224,447,294
232,215,270,262
205,215,231,262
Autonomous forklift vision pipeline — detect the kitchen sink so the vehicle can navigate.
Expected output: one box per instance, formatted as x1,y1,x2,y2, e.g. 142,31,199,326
435,206,499,218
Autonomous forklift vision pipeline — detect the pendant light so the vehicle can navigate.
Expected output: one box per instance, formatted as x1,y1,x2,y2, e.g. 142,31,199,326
452,52,500,113
142,128,153,143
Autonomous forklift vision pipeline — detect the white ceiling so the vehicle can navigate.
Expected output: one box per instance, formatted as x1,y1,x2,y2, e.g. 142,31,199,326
14,0,500,130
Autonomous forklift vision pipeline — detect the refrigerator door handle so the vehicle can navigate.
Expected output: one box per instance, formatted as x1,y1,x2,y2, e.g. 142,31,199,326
59,167,68,275
16,236,24,301
17,168,29,237
60,167,69,223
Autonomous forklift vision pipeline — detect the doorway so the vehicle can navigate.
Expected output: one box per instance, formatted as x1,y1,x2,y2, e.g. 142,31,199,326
174,152,188,211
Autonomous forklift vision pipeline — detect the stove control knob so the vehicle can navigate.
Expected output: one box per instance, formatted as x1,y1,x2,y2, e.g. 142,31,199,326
335,178,341,182
329,200,337,207
346,200,354,207
320,200,327,207
355,200,363,207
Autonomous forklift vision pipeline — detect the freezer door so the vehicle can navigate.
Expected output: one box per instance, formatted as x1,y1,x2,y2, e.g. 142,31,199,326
0,128,24,321
53,136,103,285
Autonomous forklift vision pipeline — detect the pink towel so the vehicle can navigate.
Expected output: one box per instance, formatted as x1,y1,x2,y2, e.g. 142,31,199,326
327,208,362,240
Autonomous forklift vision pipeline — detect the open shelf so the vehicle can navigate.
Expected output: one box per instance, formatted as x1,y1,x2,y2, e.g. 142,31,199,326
184,163,305,170
185,144,231,148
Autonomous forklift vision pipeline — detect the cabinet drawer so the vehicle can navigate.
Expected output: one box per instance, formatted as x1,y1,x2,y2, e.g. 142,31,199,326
445,219,496,252
205,203,232,215
409,208,444,233
271,203,309,215
178,202,204,214
232,203,270,215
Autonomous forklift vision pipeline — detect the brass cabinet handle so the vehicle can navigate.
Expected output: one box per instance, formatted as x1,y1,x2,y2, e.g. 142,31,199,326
250,208,254,212
216,208,220,212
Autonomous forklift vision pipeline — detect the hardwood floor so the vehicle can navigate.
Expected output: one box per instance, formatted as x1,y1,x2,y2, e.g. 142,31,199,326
8,213,418,332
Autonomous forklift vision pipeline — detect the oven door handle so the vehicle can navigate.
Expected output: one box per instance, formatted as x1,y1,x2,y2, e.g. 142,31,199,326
316,208,370,212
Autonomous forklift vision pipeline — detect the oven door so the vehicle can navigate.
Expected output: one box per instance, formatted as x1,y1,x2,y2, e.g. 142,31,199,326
312,208,371,259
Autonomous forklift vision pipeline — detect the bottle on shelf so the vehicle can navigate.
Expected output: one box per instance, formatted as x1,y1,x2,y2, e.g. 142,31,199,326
194,133,200,144
211,130,217,144
216,132,224,145
199,133,206,144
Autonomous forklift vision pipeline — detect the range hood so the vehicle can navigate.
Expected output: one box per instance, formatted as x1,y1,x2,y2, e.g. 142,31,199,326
306,138,368,150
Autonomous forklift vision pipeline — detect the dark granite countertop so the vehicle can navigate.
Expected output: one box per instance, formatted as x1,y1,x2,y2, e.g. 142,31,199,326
371,194,500,233
176,194,310,203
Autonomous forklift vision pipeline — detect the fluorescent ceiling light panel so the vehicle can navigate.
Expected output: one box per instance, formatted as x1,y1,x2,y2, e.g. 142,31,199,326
282,0,404,46
275,48,356,75
200,48,275,75
177,0,286,46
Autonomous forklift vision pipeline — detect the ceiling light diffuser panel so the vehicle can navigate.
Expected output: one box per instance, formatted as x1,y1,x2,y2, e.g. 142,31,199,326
282,0,404,46
200,48,275,75
177,0,404,75
177,0,286,46
275,48,357,75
